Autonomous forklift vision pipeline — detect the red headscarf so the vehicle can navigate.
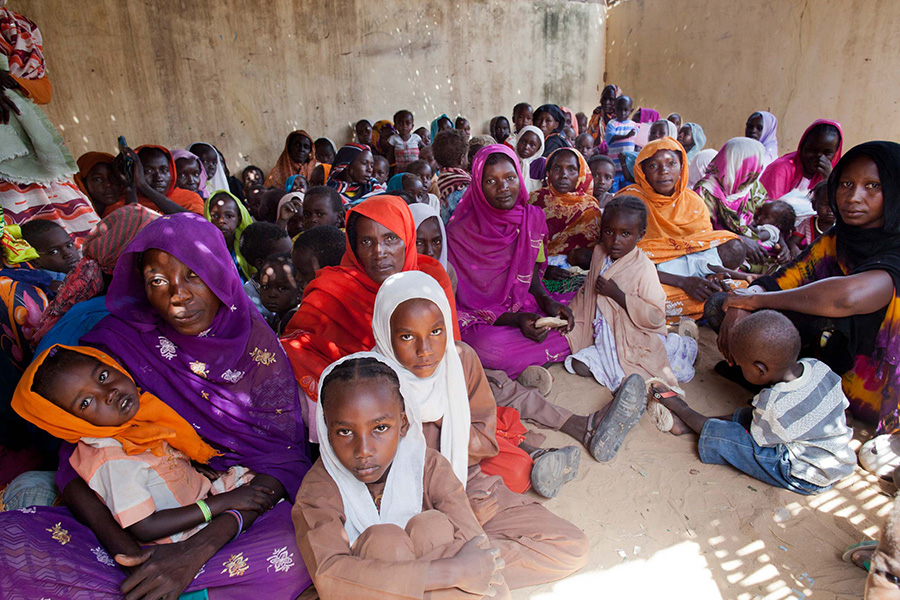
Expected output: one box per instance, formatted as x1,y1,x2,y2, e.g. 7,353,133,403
281,195,459,399
101,145,204,217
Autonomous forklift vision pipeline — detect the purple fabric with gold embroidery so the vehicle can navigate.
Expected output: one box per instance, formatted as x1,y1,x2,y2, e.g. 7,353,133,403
79,212,309,497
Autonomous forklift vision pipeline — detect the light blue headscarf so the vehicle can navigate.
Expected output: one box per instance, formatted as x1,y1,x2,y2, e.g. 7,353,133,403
430,114,455,140
685,123,706,162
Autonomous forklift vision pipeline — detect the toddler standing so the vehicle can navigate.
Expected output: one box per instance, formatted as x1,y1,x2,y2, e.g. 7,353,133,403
388,110,423,171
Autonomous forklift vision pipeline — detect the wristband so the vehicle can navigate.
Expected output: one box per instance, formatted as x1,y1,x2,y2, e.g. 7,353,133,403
224,509,243,541
196,499,212,523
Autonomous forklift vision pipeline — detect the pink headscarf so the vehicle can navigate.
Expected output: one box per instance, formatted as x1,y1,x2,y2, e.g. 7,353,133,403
170,149,209,199
446,144,548,329
759,118,843,200
635,108,660,124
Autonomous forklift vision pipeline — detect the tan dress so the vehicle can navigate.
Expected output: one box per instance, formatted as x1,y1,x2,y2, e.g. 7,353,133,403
293,448,511,599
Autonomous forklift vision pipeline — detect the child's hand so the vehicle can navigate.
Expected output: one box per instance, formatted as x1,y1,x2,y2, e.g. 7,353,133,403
594,274,620,297
628,128,637,138
817,155,833,178
212,485,276,514
452,535,506,596
467,489,500,525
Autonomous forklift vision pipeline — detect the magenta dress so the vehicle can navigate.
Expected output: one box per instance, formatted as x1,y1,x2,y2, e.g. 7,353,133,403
447,144,571,379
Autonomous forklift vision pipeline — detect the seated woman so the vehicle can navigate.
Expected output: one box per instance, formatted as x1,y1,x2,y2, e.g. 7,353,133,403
533,104,572,157
326,143,383,205
760,119,842,200
74,152,123,215
265,130,317,189
280,195,458,441
447,144,574,381
719,141,900,437
0,213,313,598
744,111,779,167
616,137,745,321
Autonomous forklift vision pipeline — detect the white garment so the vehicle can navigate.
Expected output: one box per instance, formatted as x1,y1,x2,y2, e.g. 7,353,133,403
316,352,426,546
777,188,816,224
516,125,546,194
192,142,230,195
656,246,723,278
755,223,781,250
372,271,471,487
687,149,717,189
409,203,448,268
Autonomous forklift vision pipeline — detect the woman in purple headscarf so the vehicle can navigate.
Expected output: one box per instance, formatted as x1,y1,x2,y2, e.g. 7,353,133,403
446,144,574,382
0,213,312,599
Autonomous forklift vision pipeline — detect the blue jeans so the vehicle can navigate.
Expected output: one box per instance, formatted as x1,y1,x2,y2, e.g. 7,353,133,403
698,408,830,495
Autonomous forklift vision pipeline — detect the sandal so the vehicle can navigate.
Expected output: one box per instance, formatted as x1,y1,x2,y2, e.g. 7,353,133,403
843,540,878,571
530,446,581,498
516,365,553,397
645,377,685,433
589,374,646,462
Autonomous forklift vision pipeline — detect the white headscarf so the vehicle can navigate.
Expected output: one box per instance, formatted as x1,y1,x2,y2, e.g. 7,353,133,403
316,351,426,546
515,125,546,194
652,119,678,140
687,148,718,189
409,203,447,268
372,271,471,486
192,142,230,196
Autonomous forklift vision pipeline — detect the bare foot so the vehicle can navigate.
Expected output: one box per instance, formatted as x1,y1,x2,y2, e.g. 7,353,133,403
648,383,693,437
669,412,691,436
570,358,592,378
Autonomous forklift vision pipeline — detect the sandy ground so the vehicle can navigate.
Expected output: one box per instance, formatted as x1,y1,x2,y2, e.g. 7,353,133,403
510,327,891,600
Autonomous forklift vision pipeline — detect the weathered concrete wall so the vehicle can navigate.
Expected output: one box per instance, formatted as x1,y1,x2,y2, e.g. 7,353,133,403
15,0,605,172
605,0,900,155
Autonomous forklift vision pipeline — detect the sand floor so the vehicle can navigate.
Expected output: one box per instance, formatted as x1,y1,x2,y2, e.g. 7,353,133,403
511,327,889,600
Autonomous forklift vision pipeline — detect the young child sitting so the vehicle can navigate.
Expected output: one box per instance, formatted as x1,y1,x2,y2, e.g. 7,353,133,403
387,110,423,171
455,116,471,140
566,196,698,400
314,138,336,166
748,200,796,273
240,222,293,321
291,225,346,293
604,95,638,184
257,253,301,334
793,181,835,250
372,154,390,185
20,219,82,285
292,353,509,600
432,129,472,221
414,126,431,146
574,133,597,160
12,345,269,544
301,185,344,231
206,190,253,281
241,165,264,192
649,310,856,495
588,154,616,209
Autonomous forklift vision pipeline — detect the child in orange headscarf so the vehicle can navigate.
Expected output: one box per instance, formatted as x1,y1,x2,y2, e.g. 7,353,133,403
12,345,269,544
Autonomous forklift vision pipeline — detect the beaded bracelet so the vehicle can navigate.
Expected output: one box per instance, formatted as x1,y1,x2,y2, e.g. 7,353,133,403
224,509,243,542
196,499,212,523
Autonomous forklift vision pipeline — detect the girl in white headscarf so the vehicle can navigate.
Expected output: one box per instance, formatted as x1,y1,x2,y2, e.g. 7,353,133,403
514,125,546,194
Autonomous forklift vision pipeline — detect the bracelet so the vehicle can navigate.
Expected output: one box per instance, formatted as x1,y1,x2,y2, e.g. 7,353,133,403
224,509,243,541
196,499,212,523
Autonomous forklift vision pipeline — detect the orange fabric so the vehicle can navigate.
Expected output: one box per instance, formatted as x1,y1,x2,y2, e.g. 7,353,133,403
265,130,317,188
101,145,203,216
479,406,533,494
12,72,50,104
74,151,115,197
617,137,737,264
11,345,220,462
281,195,459,399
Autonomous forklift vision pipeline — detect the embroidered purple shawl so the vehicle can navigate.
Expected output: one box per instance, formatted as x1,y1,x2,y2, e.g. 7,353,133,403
80,213,309,497
446,144,548,329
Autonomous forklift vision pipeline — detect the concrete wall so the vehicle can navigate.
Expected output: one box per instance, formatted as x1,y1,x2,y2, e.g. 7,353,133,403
605,0,900,155
15,0,606,173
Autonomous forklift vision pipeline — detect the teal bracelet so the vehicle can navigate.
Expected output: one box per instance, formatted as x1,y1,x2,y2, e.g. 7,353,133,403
196,499,212,523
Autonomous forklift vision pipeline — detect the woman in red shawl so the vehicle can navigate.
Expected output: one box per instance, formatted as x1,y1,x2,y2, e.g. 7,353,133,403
280,195,458,440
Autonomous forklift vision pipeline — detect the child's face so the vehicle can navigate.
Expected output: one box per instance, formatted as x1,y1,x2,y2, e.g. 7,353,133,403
615,98,633,121
389,298,447,379
395,114,414,137
403,178,429,204
455,118,470,139
373,157,390,184
534,111,559,139
548,151,580,194
415,216,443,261
175,157,202,193
410,163,433,187
289,176,308,193
141,151,172,195
814,190,835,225
315,141,335,166
50,354,140,427
258,261,300,314
576,113,588,134
600,210,644,260
84,163,123,207
667,113,682,130
246,185,266,219
641,149,682,196
356,122,373,145
415,127,430,145
752,204,778,228
513,105,533,133
799,128,840,179
591,161,616,196
575,136,595,159
437,118,453,134
562,127,577,144
516,131,541,160
209,195,240,240
193,146,219,179
302,194,340,230
289,136,312,164
31,227,81,273
291,246,320,293
324,377,408,484
677,125,694,150
492,118,511,143
242,168,262,190
648,123,667,142
745,114,764,141
348,150,374,182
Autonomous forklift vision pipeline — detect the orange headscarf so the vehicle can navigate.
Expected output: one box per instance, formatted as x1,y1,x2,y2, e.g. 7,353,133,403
74,151,115,197
617,137,737,263
265,130,317,189
12,345,220,462
281,195,459,399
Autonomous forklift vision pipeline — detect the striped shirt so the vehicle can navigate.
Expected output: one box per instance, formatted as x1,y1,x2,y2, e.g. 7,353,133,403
751,358,856,487
604,119,637,172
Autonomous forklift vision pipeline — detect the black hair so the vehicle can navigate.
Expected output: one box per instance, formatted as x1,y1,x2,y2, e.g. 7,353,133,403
731,309,801,367
373,154,389,168
320,356,403,414
432,130,468,168
400,173,419,190
455,116,469,127
483,152,516,170
385,190,417,205
239,221,290,267
809,180,828,205
805,123,841,144
305,185,344,216
513,102,531,116
588,154,616,169
545,147,579,172
762,200,797,239
314,138,334,152
615,95,632,107
259,251,295,277
601,84,618,99
356,119,372,130
468,136,497,166
602,195,648,231
575,132,595,145
31,346,94,401
137,146,167,162
256,189,287,223
405,160,431,175
241,165,263,180
394,109,413,122
293,225,346,268
20,219,66,245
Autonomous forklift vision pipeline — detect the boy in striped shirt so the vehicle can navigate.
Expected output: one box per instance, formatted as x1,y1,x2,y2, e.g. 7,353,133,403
649,310,856,495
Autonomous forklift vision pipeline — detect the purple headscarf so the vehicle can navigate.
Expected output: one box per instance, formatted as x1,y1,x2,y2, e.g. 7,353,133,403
635,108,660,124
81,213,310,497
755,111,780,166
446,144,548,329
171,149,209,200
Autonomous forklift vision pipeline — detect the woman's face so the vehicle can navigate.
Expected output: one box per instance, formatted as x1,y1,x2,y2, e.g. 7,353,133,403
642,150,682,197
175,157,201,192
353,215,406,284
492,118,511,143
84,162,123,207
390,298,447,379
601,93,617,116
481,156,520,211
516,131,541,160
745,114,764,141
348,150,374,183
548,151,579,194
142,249,221,336
534,110,558,139
677,125,694,151
288,135,312,164
835,155,885,230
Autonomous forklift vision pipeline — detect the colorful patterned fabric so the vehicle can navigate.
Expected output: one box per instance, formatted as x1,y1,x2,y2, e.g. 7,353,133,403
695,137,768,237
0,7,44,80
0,206,36,263
326,143,381,203
435,166,471,222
